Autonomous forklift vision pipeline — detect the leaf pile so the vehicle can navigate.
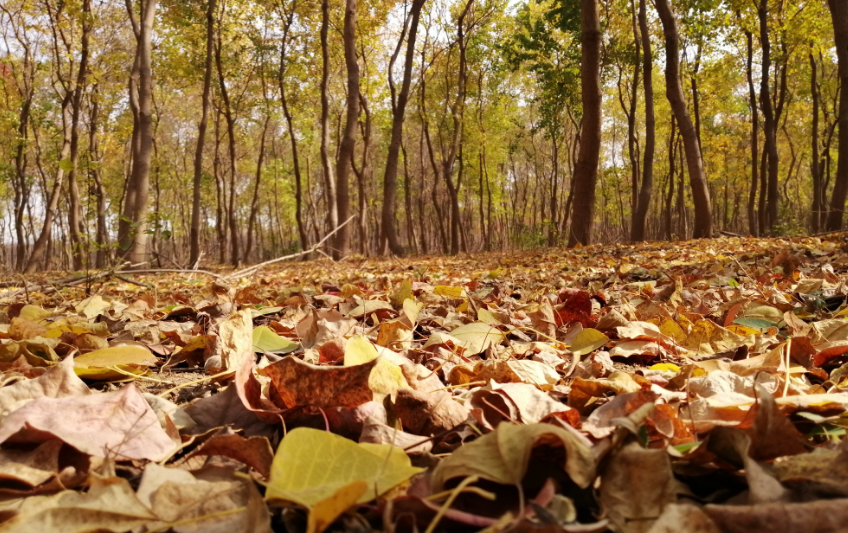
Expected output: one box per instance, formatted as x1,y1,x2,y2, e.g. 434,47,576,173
1,235,848,532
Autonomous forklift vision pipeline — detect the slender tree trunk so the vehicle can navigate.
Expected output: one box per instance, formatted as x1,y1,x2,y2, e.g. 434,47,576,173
333,0,360,259
655,0,712,238
568,0,602,246
119,0,157,265
825,0,848,230
25,100,68,274
690,44,702,150
757,0,779,233
212,110,227,264
665,117,677,240
381,0,426,256
624,0,640,238
278,2,308,252
66,0,93,270
811,49,822,232
244,116,269,262
744,27,760,236
319,0,338,238
189,0,216,267
351,93,372,255
214,4,240,266
89,87,109,268
632,0,654,241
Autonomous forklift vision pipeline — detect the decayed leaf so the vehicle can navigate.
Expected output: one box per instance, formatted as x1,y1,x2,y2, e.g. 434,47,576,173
217,309,254,372
266,427,422,509
0,357,91,418
0,475,156,533
394,388,469,435
431,422,595,492
599,442,677,533
264,355,377,409
137,464,272,533
0,383,177,461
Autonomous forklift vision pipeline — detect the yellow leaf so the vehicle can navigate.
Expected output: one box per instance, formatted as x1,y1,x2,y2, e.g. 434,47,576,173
266,428,422,508
450,322,505,354
344,335,380,365
649,363,681,373
344,336,407,399
477,308,501,325
307,480,368,533
391,279,413,308
74,345,157,381
570,328,609,357
19,305,50,323
657,318,686,344
434,285,464,299
402,299,423,325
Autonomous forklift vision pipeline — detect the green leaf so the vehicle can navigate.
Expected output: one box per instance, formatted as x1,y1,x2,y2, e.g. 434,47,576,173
58,158,73,172
450,322,505,354
252,326,299,354
570,328,609,356
266,427,422,508
732,317,777,331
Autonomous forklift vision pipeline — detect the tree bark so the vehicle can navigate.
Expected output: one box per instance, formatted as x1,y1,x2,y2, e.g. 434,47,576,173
278,1,309,253
118,0,157,265
319,0,338,238
333,0,360,259
66,0,93,270
189,0,216,267
811,49,822,232
744,25,759,237
568,0,602,246
214,2,240,266
655,0,712,238
825,0,848,230
381,0,426,256
757,0,779,233
631,0,654,241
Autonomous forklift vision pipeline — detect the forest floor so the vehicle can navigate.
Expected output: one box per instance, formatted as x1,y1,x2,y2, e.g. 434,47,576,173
1,235,848,532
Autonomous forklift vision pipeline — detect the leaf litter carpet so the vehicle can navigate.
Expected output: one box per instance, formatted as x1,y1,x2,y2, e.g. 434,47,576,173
1,236,848,532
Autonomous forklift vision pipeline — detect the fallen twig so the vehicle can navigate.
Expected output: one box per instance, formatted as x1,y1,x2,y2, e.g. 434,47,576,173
0,262,131,299
224,215,355,280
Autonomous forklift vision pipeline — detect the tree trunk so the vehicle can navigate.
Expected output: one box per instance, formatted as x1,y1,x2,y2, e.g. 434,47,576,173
631,0,654,241
568,0,602,246
320,0,338,239
278,2,309,253
244,116,269,262
825,0,848,230
214,3,240,266
810,49,822,232
66,0,93,270
381,0,426,256
744,26,759,236
118,0,157,265
351,93,372,255
333,0,360,259
89,87,109,268
757,0,779,233
655,0,712,238
189,0,216,267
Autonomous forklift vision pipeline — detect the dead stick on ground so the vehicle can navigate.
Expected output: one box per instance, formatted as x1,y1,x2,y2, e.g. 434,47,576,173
224,215,356,280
